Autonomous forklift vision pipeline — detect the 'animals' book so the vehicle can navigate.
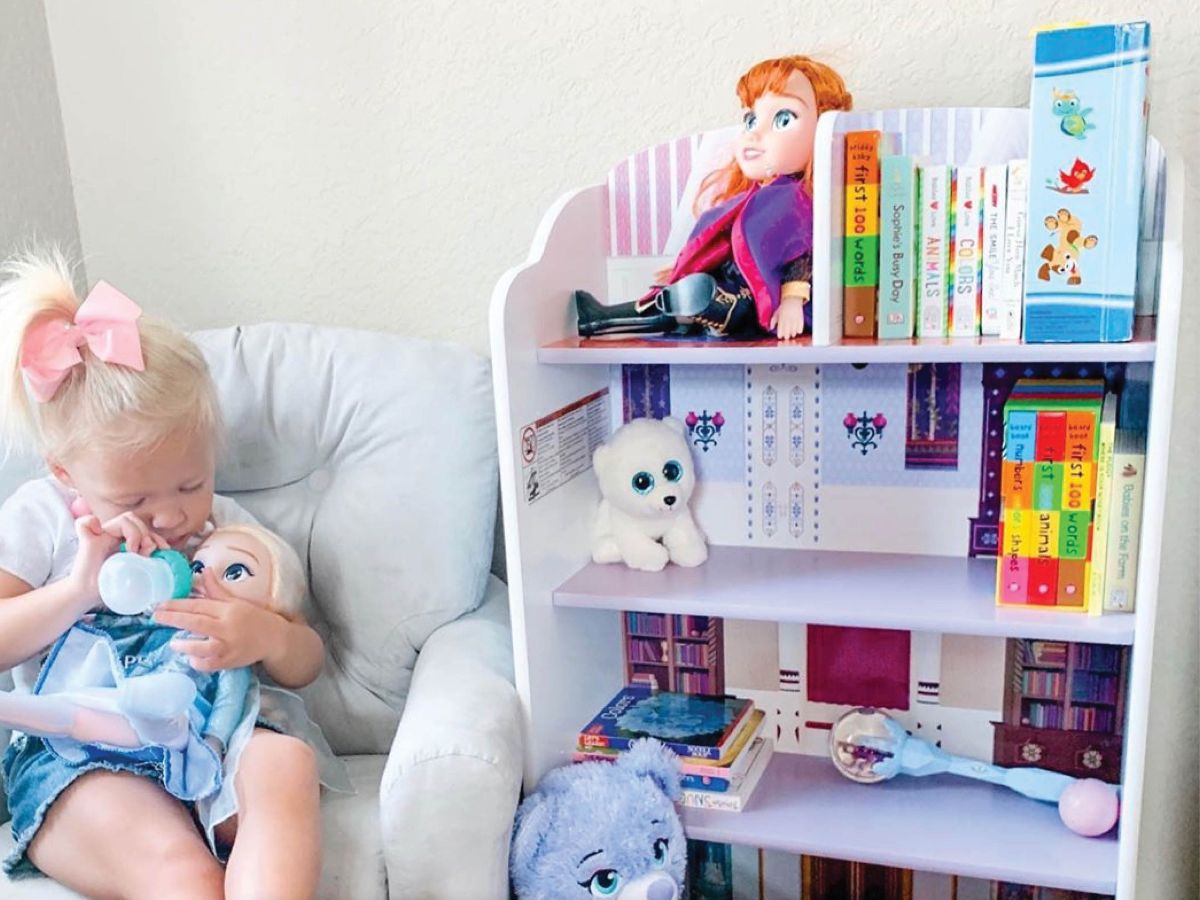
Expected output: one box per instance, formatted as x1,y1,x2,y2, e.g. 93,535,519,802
917,164,952,337
1022,22,1151,342
578,686,754,763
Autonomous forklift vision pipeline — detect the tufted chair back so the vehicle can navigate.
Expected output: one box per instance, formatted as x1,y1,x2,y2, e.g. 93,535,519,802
192,324,498,755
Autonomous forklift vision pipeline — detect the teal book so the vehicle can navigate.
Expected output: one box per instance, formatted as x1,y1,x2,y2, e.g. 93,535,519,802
1022,22,1151,342
878,154,919,339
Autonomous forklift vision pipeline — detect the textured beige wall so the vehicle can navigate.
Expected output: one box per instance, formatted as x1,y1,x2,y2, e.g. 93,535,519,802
33,1,1200,895
0,1,79,271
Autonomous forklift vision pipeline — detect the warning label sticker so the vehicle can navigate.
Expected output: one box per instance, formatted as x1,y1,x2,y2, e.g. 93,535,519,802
521,388,610,504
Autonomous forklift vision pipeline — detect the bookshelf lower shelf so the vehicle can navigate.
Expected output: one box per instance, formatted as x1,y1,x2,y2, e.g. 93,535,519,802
682,752,1117,894
554,546,1136,645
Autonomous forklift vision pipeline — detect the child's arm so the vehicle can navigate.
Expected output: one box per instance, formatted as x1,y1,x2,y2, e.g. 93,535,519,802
0,570,94,672
261,619,324,688
0,513,164,671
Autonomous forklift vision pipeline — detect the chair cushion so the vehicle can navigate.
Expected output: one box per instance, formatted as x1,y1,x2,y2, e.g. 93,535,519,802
0,754,389,899
194,325,498,755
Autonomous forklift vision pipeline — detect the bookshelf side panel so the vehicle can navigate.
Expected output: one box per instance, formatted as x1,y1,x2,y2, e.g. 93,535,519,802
1117,151,1185,899
491,184,625,784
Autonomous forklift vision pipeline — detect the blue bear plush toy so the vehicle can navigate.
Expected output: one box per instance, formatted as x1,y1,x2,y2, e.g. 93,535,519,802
510,738,687,899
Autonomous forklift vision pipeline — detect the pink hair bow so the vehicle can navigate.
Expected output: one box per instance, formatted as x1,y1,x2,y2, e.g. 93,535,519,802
20,281,145,402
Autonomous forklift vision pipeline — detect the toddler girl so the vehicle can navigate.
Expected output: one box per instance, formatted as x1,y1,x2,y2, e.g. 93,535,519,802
0,250,330,900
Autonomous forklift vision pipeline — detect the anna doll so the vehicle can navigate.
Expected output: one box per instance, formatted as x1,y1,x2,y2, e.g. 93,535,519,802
575,55,852,340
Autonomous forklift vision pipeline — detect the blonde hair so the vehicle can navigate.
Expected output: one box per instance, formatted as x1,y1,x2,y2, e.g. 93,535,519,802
203,524,307,619
0,249,220,462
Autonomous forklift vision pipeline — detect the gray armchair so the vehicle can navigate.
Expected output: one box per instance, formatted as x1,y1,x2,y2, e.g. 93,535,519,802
0,324,522,899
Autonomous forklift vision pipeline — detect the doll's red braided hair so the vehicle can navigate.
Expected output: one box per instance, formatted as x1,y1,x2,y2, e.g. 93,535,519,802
697,56,853,211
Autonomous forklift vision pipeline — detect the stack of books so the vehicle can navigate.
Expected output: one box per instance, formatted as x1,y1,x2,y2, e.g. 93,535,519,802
573,685,772,812
996,376,1149,613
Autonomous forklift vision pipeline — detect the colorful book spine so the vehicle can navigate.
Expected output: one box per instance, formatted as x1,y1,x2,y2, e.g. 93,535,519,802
878,154,919,339
1102,427,1147,612
950,166,984,336
1029,408,1065,605
917,164,952,337
677,739,771,812
1086,394,1119,614
980,164,1009,336
1056,409,1097,608
998,380,1104,609
1022,22,1152,343
998,408,1036,605
999,159,1029,339
843,131,882,337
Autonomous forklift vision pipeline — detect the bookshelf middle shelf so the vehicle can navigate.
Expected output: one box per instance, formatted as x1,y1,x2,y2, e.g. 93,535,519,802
553,546,1136,645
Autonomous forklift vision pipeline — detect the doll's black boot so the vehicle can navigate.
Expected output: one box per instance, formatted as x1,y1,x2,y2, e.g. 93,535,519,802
574,274,721,337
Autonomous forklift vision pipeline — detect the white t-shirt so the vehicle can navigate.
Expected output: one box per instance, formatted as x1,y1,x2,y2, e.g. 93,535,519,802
0,477,256,692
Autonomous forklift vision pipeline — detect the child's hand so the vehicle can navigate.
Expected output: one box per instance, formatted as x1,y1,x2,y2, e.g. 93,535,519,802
99,512,169,556
69,513,167,605
154,597,286,672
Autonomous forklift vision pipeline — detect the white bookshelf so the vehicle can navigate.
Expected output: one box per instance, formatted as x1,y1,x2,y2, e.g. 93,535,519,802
491,107,1184,898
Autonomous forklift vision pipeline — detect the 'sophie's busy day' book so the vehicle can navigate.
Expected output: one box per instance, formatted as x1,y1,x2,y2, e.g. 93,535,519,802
577,686,754,763
878,153,919,339
1022,21,1151,343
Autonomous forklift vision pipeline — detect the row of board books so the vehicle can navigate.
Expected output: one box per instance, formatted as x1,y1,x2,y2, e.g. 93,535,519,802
575,686,773,812
842,21,1151,344
844,141,1030,341
996,376,1149,613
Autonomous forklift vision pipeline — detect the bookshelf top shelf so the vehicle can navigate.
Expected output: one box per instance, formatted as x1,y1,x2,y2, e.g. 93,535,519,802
682,752,1117,894
538,317,1157,366
555,546,1136,645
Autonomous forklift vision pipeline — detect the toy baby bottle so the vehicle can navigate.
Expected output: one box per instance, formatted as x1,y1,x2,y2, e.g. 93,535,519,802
98,549,193,615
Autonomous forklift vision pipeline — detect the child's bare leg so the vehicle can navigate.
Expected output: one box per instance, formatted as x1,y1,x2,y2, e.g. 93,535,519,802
27,769,223,900
219,728,321,900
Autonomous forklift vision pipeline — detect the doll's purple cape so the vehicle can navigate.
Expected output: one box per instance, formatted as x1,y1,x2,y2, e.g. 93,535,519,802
646,175,814,331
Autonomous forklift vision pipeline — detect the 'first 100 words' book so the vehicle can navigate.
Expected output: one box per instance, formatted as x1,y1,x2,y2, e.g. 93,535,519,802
1022,21,1150,343
578,686,753,763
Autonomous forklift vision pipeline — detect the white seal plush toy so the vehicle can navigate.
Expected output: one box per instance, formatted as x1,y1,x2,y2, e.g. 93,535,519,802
591,417,708,572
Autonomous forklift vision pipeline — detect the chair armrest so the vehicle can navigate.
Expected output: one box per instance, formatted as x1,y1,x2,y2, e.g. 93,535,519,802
380,576,523,899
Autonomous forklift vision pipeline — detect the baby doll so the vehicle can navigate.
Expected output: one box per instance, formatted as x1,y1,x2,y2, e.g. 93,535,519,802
575,55,852,341
0,523,337,806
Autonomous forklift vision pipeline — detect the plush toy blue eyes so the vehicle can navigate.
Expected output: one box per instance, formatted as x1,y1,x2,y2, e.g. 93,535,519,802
581,869,621,896
773,109,798,130
662,460,683,483
190,560,205,575
631,471,654,494
653,837,669,866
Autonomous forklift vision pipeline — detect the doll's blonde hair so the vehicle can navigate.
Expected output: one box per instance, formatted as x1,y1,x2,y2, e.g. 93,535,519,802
0,248,221,463
202,524,307,619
